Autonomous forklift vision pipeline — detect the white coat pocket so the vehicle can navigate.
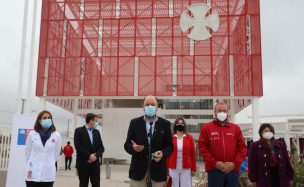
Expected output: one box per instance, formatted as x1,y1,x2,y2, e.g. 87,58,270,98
41,163,56,181
25,161,43,181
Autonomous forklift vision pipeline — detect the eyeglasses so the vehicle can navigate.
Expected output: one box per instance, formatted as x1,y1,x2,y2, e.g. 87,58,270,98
42,116,52,119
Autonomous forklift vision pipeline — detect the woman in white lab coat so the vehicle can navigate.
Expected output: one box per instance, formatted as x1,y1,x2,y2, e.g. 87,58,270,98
25,110,62,187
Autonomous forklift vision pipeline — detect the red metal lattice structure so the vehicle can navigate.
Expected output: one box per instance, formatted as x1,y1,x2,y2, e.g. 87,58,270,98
36,0,262,98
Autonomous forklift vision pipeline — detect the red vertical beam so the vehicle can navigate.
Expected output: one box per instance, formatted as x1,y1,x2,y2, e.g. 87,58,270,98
134,0,137,57
151,0,154,17
154,56,157,96
80,15,85,96
227,0,231,96
37,1,51,96
133,1,138,96
193,55,195,96
246,0,254,96
46,1,52,96
257,0,263,96
98,1,102,96
62,3,68,96
116,18,121,96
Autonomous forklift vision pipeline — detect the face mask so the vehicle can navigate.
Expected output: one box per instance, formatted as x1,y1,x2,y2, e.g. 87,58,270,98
41,119,52,129
175,125,185,132
262,132,274,140
93,122,99,129
144,106,156,117
216,112,228,122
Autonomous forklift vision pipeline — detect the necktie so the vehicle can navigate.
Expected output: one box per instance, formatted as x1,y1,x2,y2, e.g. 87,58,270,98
148,122,153,144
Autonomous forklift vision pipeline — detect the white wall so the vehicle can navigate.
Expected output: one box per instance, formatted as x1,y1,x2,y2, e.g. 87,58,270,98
102,108,143,162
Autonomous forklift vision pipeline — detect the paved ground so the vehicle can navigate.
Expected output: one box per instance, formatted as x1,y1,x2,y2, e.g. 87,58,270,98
54,164,130,187
54,163,205,187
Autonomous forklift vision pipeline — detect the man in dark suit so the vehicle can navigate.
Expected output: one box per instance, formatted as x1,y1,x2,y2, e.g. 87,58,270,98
74,113,104,187
124,95,173,187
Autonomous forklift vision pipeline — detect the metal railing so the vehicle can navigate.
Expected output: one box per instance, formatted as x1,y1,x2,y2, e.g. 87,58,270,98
0,133,11,170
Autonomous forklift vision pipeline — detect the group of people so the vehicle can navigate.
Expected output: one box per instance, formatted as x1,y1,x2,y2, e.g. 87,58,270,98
124,96,294,187
24,111,104,187
23,95,294,187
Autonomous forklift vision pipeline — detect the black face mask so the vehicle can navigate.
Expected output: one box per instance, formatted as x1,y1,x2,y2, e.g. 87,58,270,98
175,125,185,132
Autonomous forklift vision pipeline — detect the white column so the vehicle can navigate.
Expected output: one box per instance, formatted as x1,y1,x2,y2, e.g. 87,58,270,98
80,0,84,19
252,98,260,141
70,99,78,138
80,57,85,96
284,121,291,151
151,18,156,56
25,0,38,114
98,19,103,57
229,99,236,123
172,56,177,96
42,58,49,96
190,40,194,56
169,0,173,17
229,55,235,96
17,0,29,114
40,97,46,111
296,137,300,156
134,57,139,96
116,0,120,18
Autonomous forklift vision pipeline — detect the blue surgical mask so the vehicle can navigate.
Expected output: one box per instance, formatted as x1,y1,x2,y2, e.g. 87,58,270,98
41,119,53,129
93,122,99,129
144,106,156,117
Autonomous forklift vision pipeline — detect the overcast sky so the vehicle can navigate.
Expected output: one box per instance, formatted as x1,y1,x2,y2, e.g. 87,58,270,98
0,0,304,127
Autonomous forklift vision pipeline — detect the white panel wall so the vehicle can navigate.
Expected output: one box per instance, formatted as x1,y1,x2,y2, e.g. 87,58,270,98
102,108,143,162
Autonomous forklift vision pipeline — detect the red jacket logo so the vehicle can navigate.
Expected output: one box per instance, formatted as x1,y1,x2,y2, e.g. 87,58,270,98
211,132,219,140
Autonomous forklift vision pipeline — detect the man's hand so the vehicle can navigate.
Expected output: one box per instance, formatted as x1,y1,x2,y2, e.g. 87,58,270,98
89,153,97,162
252,182,257,187
215,161,225,171
131,140,144,153
27,171,32,179
191,171,195,177
223,162,235,173
289,180,293,187
87,159,93,163
153,151,163,162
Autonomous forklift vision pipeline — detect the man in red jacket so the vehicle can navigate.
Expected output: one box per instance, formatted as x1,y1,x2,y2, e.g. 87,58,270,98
198,101,247,187
63,141,74,170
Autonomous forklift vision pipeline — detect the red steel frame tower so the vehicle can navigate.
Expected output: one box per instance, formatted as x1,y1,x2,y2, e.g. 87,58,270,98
36,0,262,117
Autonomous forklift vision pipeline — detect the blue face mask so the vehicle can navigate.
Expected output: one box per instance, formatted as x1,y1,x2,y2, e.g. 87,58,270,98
93,122,99,129
41,119,53,129
144,106,156,117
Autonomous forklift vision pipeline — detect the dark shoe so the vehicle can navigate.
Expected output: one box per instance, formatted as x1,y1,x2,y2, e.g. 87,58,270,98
68,167,71,170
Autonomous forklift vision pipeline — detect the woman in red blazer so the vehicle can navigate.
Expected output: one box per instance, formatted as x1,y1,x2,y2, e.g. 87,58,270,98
167,118,196,187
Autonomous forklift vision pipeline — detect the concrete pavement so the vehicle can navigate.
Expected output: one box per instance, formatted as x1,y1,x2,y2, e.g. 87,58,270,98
54,164,130,187
54,163,205,187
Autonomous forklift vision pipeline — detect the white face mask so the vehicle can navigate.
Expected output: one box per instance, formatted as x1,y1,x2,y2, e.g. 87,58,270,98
262,132,274,140
216,112,228,122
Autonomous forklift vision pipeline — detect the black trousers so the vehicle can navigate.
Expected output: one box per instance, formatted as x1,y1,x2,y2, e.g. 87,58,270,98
26,181,54,187
65,157,72,169
77,164,100,187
